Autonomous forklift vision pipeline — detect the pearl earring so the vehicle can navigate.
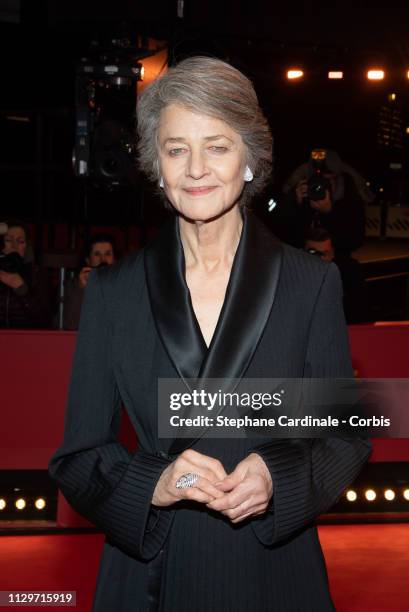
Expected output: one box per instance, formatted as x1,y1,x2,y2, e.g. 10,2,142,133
243,166,253,182
159,177,164,188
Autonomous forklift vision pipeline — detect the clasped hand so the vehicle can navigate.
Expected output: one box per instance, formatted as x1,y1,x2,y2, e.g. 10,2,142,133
152,449,273,524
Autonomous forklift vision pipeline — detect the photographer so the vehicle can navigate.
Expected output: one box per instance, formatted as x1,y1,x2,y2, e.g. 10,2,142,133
63,234,116,330
0,221,52,328
277,149,372,258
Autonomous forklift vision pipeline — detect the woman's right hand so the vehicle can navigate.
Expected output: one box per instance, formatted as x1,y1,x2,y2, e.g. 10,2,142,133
152,448,227,507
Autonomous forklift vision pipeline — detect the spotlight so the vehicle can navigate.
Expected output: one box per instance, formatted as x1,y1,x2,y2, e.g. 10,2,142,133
287,70,304,80
346,490,357,501
406,71,409,79
35,498,46,510
0,499,6,510
367,70,385,81
403,489,409,500
388,93,396,102
15,498,26,510
365,489,377,501
384,489,395,501
328,71,343,79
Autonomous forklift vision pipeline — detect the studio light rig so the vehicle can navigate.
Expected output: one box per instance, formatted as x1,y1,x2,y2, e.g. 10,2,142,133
73,38,145,188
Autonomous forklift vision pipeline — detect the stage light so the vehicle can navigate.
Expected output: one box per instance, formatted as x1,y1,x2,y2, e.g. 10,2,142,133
287,70,304,80
365,489,377,501
388,93,397,101
406,127,409,134
384,489,395,501
403,489,409,500
268,198,277,212
0,499,6,510
406,71,409,79
328,71,343,79
35,498,46,510
346,490,357,501
367,70,385,81
15,498,26,510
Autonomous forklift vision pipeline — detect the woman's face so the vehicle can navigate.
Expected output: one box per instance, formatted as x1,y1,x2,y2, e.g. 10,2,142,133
157,104,247,221
3,226,27,258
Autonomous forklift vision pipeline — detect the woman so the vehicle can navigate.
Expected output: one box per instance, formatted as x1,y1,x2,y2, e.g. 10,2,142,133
0,221,51,328
49,57,371,611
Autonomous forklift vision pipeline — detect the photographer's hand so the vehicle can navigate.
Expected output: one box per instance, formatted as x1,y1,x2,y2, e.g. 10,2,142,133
0,270,25,290
78,267,92,289
310,189,332,214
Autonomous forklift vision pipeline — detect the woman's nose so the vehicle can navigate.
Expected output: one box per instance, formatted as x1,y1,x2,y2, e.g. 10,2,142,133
186,150,208,179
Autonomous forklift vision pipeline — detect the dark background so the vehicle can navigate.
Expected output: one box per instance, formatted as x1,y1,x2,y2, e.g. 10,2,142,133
1,0,409,225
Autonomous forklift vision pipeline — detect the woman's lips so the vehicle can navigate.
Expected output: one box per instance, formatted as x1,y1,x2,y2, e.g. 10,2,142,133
183,186,218,196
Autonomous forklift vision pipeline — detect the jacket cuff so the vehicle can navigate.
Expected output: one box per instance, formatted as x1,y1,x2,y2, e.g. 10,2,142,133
59,448,175,561
250,440,312,546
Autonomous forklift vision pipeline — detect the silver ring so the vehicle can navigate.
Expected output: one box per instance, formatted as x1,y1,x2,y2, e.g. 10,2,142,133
175,473,199,489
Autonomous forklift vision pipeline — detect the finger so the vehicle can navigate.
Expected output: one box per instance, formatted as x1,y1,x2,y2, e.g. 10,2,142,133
178,485,216,505
213,474,241,492
193,477,226,500
223,498,253,521
172,475,225,502
207,484,249,512
180,450,227,481
178,466,224,486
230,504,267,524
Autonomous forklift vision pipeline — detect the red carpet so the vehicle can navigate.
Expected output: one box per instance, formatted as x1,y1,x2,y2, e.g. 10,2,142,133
0,525,408,611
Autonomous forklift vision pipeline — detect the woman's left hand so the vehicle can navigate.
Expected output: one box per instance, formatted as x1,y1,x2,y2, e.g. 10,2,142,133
0,271,25,290
206,453,273,523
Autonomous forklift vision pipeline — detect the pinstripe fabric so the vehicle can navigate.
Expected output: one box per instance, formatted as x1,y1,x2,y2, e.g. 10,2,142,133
48,218,371,611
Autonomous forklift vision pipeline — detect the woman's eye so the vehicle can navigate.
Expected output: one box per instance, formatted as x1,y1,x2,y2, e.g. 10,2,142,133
209,146,228,153
168,148,186,156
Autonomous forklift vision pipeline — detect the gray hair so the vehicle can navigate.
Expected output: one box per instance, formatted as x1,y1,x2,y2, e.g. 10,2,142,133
136,56,273,206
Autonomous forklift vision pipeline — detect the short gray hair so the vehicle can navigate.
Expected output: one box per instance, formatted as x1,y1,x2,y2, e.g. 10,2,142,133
136,56,273,206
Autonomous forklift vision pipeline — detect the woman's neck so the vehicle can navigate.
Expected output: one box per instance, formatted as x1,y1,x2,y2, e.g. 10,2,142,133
179,206,243,272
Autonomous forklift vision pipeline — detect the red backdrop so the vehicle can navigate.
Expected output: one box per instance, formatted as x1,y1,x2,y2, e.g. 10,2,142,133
1,326,409,470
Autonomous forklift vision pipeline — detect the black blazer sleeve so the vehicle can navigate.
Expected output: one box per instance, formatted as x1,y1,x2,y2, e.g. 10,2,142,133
48,270,175,561
250,263,372,546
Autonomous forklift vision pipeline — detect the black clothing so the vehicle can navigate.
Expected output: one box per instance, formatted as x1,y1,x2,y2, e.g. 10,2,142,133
274,173,366,258
48,211,371,611
0,259,52,328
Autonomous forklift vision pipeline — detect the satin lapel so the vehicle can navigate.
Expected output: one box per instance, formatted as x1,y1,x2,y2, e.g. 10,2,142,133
169,210,283,456
199,211,282,380
144,216,207,383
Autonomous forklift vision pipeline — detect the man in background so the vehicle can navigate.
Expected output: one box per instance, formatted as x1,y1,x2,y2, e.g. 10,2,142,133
63,234,116,330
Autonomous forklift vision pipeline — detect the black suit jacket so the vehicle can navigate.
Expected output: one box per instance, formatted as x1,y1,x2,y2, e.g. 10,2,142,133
49,210,371,611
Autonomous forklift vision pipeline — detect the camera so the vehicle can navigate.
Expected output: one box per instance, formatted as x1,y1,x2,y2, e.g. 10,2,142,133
92,261,109,269
307,149,331,202
0,252,25,275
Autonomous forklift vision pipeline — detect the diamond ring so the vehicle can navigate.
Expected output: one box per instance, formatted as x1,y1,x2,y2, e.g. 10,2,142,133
175,473,199,489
